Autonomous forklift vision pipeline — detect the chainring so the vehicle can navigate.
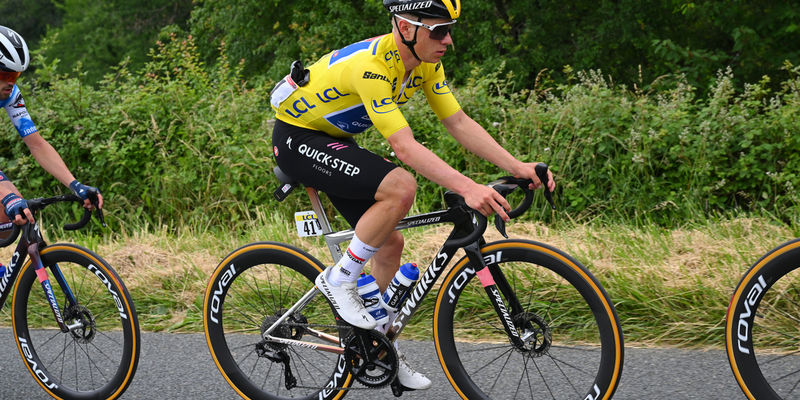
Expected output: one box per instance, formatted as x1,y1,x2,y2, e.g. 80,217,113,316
343,328,397,388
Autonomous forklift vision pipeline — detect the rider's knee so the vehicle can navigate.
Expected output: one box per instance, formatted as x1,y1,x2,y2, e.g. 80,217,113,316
380,169,417,209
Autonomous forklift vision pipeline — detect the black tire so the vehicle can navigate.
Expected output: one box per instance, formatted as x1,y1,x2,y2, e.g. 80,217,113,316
726,238,800,400
203,242,353,400
434,239,623,400
12,243,140,400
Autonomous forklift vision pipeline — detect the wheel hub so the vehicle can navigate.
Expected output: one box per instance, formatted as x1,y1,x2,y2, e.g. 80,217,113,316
515,312,552,356
65,304,96,343
260,309,308,352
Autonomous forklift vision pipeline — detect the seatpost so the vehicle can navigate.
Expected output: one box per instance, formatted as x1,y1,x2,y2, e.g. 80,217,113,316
304,187,344,261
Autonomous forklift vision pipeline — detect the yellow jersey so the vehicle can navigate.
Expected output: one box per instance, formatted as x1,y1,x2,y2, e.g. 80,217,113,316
272,34,461,139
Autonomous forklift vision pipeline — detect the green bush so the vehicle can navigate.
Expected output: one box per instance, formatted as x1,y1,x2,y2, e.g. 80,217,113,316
3,33,800,234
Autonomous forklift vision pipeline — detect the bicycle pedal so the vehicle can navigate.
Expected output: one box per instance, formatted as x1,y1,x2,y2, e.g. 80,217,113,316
390,380,412,397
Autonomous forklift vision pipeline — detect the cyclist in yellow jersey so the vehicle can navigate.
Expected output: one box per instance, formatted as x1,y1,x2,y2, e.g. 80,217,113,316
272,33,461,140
271,0,555,390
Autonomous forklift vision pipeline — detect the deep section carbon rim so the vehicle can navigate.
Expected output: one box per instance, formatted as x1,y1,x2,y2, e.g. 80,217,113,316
434,240,623,400
727,238,800,400
204,242,352,400
12,244,140,400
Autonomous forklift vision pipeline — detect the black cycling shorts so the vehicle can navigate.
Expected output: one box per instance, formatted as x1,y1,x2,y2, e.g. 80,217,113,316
272,119,398,227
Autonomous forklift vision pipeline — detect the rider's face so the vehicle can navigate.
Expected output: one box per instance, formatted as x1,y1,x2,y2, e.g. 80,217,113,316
414,18,454,63
0,80,13,100
0,70,20,100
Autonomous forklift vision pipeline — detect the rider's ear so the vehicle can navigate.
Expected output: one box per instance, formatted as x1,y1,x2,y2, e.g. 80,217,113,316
394,16,411,35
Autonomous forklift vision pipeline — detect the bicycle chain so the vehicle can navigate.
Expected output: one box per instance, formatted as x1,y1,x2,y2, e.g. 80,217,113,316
262,322,397,391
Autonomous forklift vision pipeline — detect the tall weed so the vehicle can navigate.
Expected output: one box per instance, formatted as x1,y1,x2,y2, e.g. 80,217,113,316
2,33,799,233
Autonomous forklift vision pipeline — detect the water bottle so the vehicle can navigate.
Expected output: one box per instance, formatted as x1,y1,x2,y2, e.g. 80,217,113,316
356,274,389,325
382,263,419,311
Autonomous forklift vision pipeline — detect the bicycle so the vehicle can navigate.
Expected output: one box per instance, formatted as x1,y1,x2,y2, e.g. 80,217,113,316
0,193,140,399
726,238,800,399
203,163,624,400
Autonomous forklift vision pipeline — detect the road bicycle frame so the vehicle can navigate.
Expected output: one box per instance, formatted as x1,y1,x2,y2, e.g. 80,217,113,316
0,194,103,333
264,169,538,352
0,221,80,333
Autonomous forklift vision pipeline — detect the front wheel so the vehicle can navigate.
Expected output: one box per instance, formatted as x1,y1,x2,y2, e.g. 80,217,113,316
12,243,140,400
434,239,623,400
726,238,800,400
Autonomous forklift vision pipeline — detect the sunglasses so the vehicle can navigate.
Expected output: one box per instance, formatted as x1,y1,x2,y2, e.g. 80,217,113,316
0,70,21,83
395,15,456,41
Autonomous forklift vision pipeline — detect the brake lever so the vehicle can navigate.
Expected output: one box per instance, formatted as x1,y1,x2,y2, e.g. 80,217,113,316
91,197,106,227
535,163,555,209
494,215,508,239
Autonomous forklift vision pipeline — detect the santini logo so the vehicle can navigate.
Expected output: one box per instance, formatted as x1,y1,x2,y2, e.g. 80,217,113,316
363,71,390,83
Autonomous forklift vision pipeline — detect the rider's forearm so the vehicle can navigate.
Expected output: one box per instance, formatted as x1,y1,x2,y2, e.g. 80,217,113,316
389,129,475,195
443,111,524,176
0,181,19,199
23,134,77,187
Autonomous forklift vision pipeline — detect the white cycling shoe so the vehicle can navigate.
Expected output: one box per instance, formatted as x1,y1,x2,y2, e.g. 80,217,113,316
315,267,377,330
396,351,432,390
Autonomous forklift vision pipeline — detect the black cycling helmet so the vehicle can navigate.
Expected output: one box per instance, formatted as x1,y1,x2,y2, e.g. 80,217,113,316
0,26,29,72
385,0,460,61
384,0,461,20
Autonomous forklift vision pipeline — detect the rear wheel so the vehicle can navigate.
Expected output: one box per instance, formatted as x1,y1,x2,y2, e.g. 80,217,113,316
203,241,354,400
434,239,623,400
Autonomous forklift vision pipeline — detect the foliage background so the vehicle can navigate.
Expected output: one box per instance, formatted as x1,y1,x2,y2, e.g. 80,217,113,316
0,0,799,233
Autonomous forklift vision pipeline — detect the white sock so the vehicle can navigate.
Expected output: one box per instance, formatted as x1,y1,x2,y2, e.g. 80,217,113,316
329,234,378,285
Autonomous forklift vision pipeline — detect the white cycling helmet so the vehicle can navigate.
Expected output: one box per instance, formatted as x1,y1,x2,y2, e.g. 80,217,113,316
0,26,30,72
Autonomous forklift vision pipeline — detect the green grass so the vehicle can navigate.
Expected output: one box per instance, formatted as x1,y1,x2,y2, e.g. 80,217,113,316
0,212,794,348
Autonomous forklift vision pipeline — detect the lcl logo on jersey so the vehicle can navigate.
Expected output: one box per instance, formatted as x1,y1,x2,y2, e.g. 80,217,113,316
371,97,398,114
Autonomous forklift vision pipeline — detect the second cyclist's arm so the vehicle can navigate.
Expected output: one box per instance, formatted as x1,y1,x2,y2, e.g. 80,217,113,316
22,132,77,187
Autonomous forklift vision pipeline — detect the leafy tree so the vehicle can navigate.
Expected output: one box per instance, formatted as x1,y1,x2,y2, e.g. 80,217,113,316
189,0,387,85
1,0,63,49
35,0,193,83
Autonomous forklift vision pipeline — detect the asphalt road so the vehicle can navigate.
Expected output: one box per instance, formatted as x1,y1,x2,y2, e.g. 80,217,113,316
0,328,747,399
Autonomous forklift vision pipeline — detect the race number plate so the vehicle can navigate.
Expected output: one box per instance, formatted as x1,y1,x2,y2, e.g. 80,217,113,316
295,211,322,237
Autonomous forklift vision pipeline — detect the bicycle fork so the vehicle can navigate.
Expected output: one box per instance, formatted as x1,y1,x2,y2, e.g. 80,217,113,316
463,243,529,349
27,241,78,333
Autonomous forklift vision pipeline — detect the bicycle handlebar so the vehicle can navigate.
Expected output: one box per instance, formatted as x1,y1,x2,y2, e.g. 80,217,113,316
446,162,555,244
0,193,105,248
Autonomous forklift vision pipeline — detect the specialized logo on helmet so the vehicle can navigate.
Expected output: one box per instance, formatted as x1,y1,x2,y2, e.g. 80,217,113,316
387,0,460,19
6,32,22,48
388,0,433,13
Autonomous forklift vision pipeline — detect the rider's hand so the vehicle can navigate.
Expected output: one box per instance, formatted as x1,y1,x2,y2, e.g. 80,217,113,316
69,180,103,210
462,181,511,221
515,162,556,192
2,193,34,225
